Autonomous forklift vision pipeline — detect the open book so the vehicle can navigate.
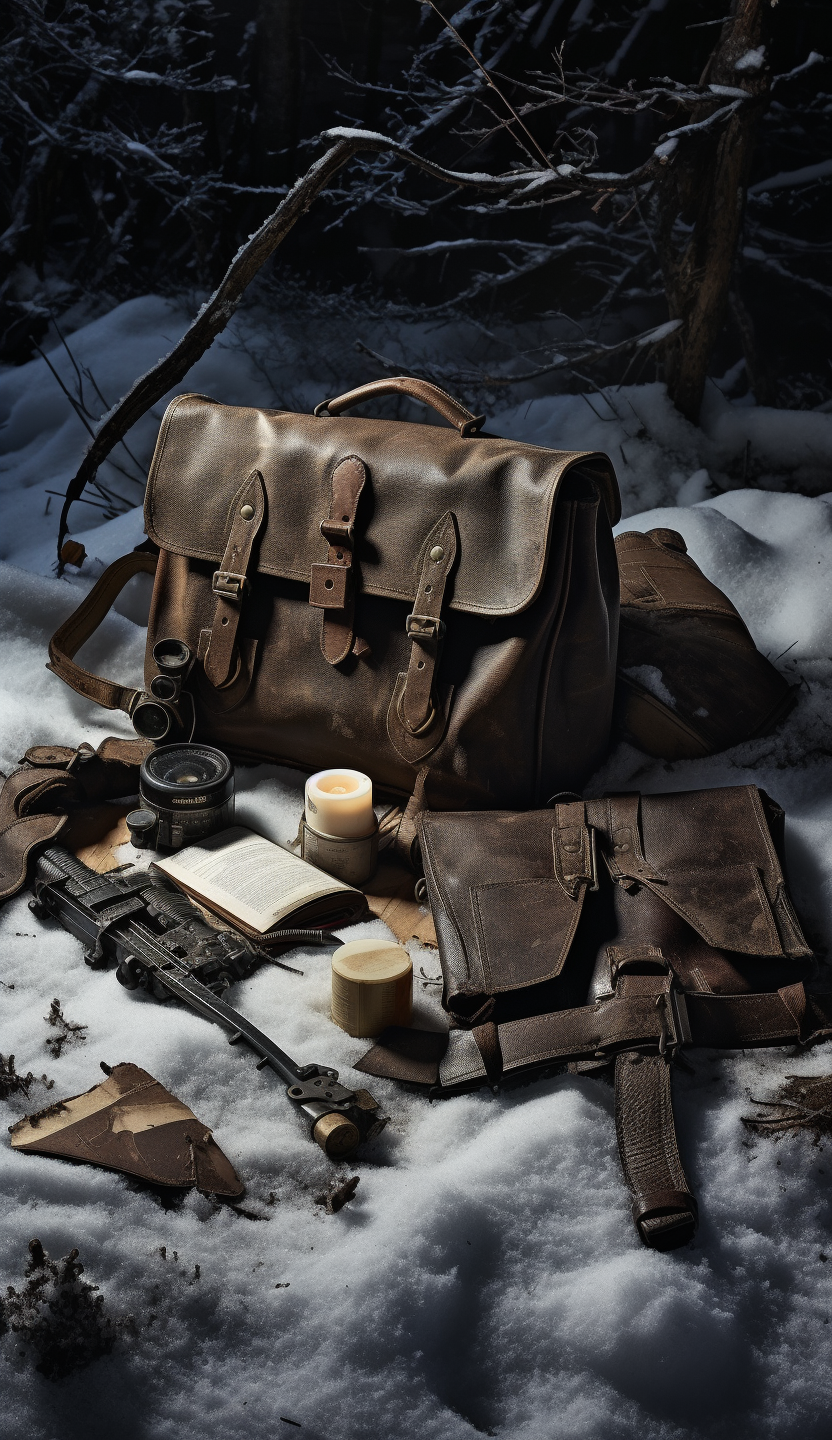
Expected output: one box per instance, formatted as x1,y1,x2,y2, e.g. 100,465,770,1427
153,826,366,938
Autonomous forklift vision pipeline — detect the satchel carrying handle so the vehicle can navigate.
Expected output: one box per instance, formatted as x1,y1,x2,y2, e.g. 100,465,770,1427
314,377,486,437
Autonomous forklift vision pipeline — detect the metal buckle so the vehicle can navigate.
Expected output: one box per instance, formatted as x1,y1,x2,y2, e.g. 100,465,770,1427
587,825,599,892
406,613,446,642
320,517,355,545
655,983,692,1057
666,986,692,1049
212,570,249,599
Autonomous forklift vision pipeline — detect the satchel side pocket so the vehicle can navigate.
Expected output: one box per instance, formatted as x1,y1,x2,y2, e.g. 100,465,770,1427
471,878,584,993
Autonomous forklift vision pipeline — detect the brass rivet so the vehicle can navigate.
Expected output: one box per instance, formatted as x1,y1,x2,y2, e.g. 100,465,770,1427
430,545,444,562
240,503,254,520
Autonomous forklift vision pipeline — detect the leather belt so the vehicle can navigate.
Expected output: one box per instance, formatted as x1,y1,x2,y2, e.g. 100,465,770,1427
356,973,832,1252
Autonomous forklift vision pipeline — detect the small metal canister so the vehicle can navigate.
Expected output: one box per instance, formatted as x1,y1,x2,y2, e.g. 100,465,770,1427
301,820,378,887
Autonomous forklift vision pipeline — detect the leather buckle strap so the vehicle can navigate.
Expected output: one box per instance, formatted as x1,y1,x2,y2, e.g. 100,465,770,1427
553,800,598,899
204,469,265,690
597,793,664,888
400,512,458,735
211,570,250,599
311,455,367,666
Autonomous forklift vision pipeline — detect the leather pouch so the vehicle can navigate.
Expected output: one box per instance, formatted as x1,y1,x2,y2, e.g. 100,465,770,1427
614,528,795,758
418,784,812,1028
356,785,828,1251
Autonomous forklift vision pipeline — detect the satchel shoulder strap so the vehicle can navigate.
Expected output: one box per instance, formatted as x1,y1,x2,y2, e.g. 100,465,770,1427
47,549,158,715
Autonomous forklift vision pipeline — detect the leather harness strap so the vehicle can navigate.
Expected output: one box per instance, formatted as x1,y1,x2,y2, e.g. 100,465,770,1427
552,800,596,898
47,549,159,714
359,982,832,1085
400,511,458,734
614,1051,698,1249
308,456,368,665
204,469,266,689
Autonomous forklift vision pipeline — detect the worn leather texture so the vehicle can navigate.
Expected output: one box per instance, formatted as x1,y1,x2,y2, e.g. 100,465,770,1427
355,784,825,1249
0,737,153,902
132,392,621,810
10,1062,244,1197
418,784,812,1025
615,528,795,758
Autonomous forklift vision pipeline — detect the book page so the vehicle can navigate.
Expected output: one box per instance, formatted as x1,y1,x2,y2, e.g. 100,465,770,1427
154,826,355,934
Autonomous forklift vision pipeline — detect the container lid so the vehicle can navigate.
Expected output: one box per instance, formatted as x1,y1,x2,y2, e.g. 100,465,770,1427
332,939,412,985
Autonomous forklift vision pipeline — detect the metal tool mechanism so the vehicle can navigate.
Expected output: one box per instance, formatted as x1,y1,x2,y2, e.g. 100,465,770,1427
30,847,386,1158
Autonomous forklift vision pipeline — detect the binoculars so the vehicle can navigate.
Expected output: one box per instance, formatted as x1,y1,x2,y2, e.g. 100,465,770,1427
131,637,195,742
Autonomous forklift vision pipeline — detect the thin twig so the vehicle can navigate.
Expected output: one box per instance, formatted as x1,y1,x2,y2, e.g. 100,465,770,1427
421,1,555,172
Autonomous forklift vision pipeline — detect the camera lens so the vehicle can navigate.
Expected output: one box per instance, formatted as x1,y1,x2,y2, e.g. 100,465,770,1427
132,699,173,740
143,745,232,798
150,673,179,702
152,638,193,675
139,744,234,850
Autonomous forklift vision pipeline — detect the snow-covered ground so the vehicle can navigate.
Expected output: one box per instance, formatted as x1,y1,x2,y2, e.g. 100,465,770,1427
1,298,831,1439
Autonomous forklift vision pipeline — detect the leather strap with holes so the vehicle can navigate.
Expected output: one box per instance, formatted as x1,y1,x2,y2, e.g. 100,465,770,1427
400,512,458,734
308,456,368,665
601,794,663,886
204,470,266,689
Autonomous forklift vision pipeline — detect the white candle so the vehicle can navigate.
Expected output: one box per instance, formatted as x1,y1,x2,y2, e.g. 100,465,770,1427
305,768,375,839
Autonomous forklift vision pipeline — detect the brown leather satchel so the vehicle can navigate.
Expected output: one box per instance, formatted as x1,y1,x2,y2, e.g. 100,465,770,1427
356,786,831,1250
47,379,621,848
614,527,795,758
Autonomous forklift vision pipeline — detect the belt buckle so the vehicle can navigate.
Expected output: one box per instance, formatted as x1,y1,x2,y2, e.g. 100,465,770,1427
665,985,692,1053
212,570,249,599
406,614,446,642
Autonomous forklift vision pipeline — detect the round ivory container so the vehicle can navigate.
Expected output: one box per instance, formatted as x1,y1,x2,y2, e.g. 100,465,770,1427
331,938,413,1038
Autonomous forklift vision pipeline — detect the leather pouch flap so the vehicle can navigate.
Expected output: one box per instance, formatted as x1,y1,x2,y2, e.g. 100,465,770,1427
144,394,619,618
591,785,811,959
655,864,784,955
419,809,588,1007
471,878,583,992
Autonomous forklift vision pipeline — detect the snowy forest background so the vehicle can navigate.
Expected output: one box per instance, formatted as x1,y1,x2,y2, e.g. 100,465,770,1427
2,0,830,434
2,4,832,1439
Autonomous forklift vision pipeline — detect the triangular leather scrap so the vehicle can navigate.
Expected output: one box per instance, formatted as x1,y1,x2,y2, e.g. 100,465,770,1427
9,1062,244,1199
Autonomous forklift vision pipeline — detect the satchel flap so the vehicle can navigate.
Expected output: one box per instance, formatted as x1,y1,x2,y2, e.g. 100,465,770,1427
144,394,620,617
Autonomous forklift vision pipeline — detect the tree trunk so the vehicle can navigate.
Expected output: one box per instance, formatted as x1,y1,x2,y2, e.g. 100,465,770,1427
655,0,772,421
255,0,302,185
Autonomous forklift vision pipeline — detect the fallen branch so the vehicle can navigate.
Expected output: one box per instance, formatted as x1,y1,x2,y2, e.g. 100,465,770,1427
54,130,537,562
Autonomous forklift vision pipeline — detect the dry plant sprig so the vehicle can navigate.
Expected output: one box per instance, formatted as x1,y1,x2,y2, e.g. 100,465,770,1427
742,1074,832,1139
